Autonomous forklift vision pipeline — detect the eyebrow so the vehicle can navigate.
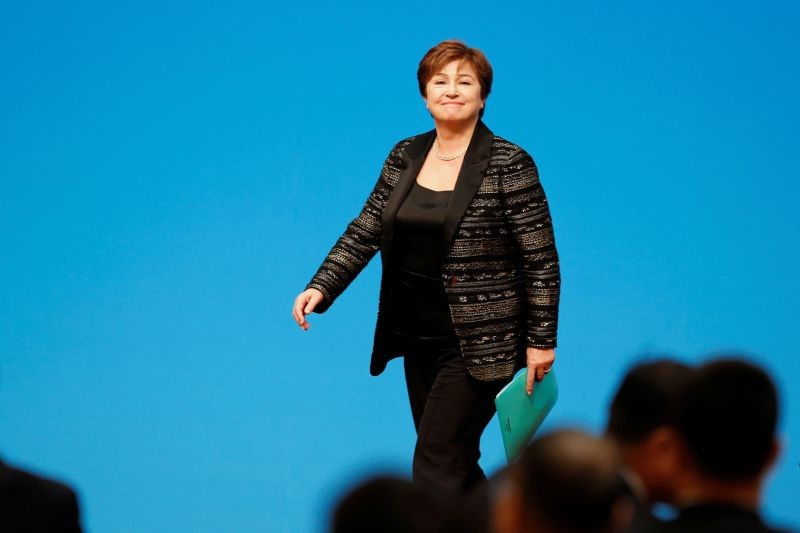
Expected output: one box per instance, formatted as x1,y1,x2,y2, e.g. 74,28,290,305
432,72,476,78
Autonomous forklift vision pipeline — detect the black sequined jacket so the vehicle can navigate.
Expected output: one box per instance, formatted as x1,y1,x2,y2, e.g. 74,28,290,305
306,121,560,381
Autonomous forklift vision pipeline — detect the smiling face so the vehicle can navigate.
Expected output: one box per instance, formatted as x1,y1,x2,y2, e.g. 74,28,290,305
423,59,485,125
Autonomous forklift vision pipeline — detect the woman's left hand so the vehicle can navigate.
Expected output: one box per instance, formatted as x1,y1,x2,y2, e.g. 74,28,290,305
525,347,555,396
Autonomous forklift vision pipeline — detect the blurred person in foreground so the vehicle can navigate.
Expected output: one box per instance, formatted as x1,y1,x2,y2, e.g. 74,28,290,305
330,475,462,533
605,358,692,528
0,457,82,532
493,429,634,533
1,366,82,532
649,357,794,533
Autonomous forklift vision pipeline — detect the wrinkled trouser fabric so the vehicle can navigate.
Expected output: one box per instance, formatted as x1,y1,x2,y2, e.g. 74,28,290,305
403,340,509,493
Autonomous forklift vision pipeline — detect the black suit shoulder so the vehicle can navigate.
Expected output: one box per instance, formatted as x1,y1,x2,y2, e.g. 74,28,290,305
634,504,796,533
0,460,82,533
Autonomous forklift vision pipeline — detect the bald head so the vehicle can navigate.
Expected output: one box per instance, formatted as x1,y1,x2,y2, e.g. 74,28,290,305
501,429,631,533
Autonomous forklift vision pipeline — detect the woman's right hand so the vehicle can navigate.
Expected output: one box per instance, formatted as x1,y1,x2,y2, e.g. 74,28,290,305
292,288,324,331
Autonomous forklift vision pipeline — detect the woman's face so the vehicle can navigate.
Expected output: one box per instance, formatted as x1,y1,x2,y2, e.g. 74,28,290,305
424,59,484,124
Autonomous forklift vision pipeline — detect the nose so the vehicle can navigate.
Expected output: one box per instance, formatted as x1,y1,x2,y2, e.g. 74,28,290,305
445,80,459,97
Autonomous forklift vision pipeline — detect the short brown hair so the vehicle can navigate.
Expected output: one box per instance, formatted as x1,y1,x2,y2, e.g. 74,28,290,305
417,39,493,117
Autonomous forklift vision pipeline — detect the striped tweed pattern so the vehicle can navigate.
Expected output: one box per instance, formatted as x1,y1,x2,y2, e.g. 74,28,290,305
307,134,560,381
306,140,409,307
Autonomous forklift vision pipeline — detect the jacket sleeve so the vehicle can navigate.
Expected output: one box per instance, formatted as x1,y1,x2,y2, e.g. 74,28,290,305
500,148,561,348
305,142,404,313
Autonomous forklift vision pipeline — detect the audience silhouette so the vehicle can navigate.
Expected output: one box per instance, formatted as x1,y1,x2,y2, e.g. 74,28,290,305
328,355,796,533
0,457,82,532
606,359,692,529
330,475,462,533
4,355,793,533
493,429,634,533
647,358,792,533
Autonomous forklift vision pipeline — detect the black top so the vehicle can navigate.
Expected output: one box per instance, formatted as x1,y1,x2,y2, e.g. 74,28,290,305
394,182,450,276
385,182,456,345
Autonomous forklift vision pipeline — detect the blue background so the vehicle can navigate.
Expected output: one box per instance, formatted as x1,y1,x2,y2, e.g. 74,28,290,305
1,1,798,531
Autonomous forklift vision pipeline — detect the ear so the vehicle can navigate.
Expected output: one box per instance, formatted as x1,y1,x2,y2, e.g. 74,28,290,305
648,426,680,455
671,432,696,473
765,438,781,471
492,484,525,533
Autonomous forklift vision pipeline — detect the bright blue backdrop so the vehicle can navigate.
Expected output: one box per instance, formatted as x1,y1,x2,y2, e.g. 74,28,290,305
1,1,798,531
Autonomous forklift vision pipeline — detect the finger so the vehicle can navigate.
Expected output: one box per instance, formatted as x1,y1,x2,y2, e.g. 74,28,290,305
526,369,535,396
292,299,304,325
304,298,316,315
293,296,309,326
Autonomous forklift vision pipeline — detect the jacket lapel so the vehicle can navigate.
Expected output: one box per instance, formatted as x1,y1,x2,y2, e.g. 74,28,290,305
441,120,493,254
380,128,436,263
380,121,494,263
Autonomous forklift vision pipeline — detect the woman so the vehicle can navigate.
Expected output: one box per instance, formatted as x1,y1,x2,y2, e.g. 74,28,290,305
292,40,560,492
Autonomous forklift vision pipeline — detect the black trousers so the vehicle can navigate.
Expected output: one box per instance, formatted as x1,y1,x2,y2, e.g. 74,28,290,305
401,338,508,493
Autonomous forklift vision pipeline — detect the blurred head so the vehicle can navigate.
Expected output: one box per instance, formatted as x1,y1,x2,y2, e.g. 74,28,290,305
606,358,692,503
330,476,456,533
494,429,633,533
675,358,779,487
417,39,492,121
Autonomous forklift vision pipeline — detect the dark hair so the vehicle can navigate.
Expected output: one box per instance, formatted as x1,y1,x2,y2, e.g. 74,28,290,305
330,476,456,533
510,429,630,532
417,39,493,118
606,359,692,442
677,357,778,481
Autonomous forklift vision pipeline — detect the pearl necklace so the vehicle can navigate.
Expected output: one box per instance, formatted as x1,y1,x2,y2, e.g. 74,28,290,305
433,137,467,161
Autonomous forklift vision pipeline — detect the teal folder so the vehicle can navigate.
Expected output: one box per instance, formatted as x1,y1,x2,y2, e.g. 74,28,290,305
495,368,558,462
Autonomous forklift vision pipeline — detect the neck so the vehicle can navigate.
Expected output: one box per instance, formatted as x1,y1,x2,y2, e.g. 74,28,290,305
434,118,479,153
674,475,762,511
